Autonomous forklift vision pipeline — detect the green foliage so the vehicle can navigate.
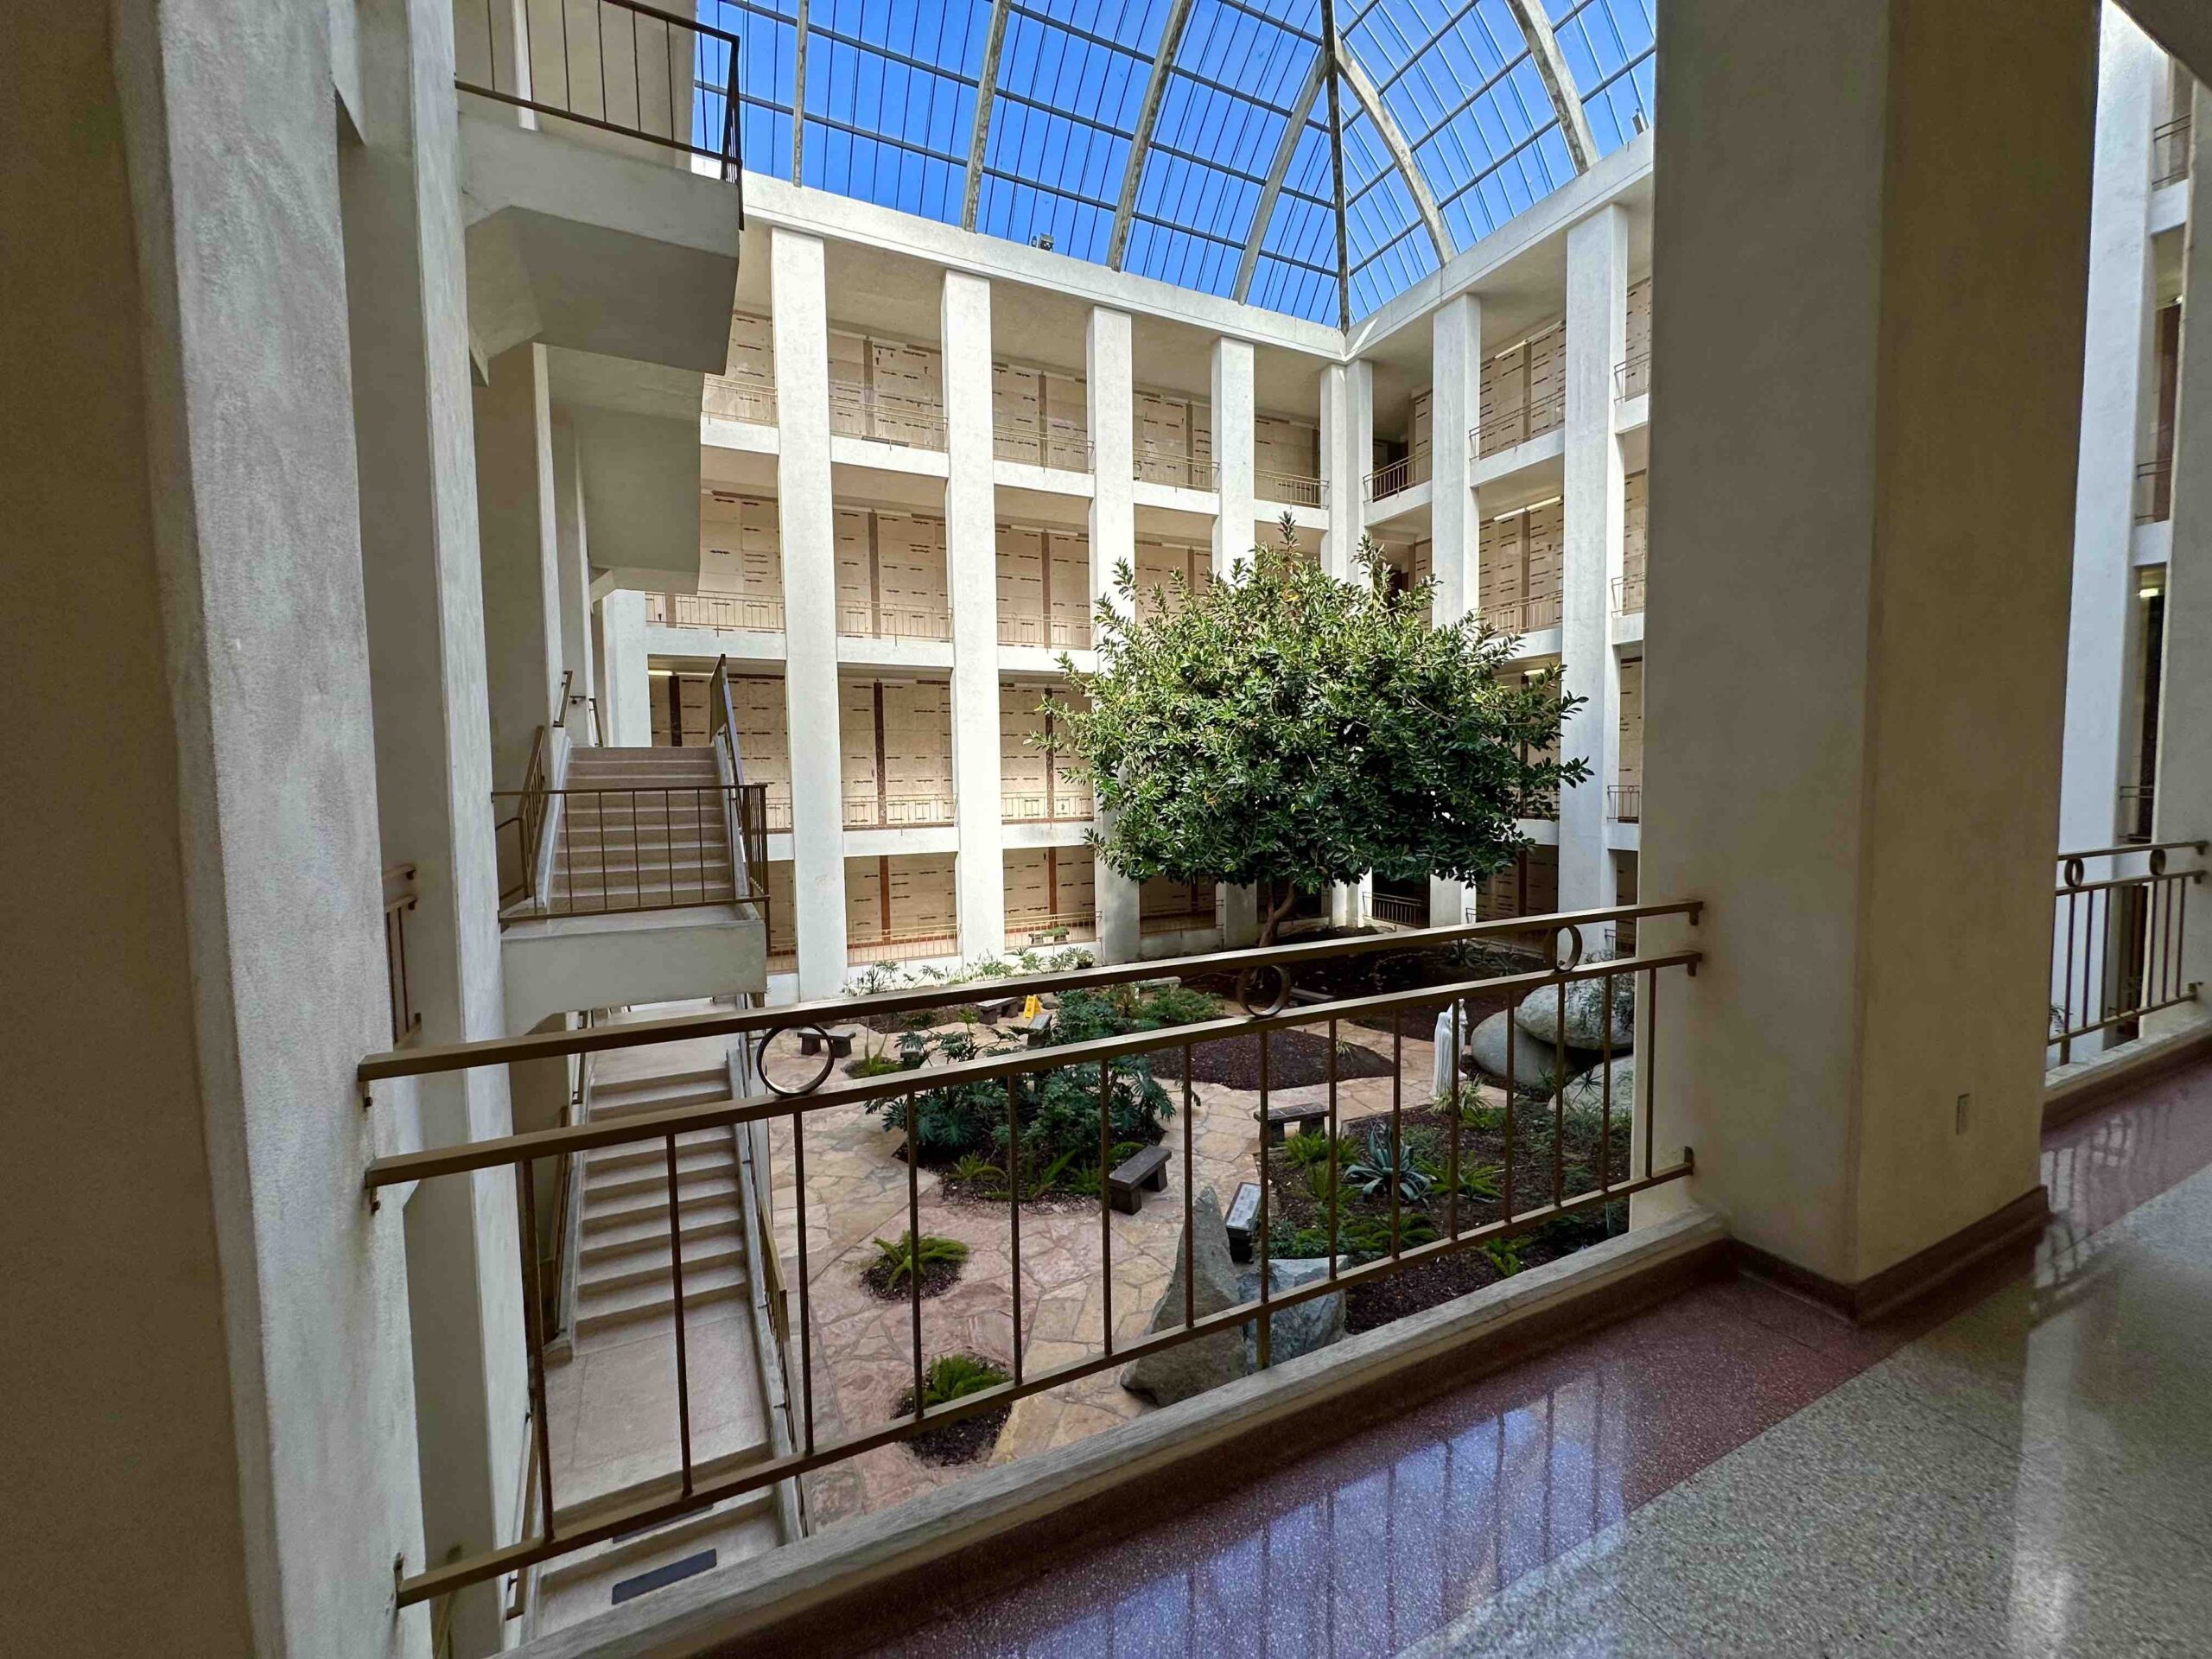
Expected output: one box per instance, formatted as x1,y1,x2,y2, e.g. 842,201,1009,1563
950,1154,1004,1187
917,1352,1010,1408
868,990,1175,1177
1283,1128,1356,1170
1343,1127,1436,1204
1131,983,1224,1031
1479,1237,1526,1278
1048,520,1590,940
1272,1213,1441,1264
1443,1087,1510,1134
846,1051,907,1079
870,1231,970,1289
1454,1161,1504,1202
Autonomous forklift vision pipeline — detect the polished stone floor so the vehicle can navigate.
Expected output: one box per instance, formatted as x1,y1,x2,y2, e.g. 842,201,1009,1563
865,1055,2212,1656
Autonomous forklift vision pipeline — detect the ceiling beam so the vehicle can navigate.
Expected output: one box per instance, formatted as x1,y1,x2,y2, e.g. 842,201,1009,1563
1232,54,1327,302
790,0,810,181
962,0,1014,229
1332,30,1453,264
1507,0,1597,170
1108,0,1198,270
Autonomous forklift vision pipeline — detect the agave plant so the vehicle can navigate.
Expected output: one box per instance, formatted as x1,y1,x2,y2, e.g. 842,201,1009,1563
1343,1128,1435,1204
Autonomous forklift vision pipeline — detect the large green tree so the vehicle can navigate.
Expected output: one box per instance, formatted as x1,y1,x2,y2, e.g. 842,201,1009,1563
1046,522,1589,942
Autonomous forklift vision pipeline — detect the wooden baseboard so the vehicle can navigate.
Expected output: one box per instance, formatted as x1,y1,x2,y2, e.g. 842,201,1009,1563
1733,1185,2050,1325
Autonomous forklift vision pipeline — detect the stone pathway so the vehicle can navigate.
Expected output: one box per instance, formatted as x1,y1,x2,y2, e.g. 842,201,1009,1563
764,1014,1446,1529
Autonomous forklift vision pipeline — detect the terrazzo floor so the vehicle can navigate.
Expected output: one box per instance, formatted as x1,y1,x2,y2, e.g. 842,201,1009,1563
855,1053,2212,1657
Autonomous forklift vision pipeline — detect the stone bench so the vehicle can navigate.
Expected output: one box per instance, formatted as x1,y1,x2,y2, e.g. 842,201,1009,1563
1108,1145,1170,1215
1252,1099,1330,1144
799,1025,861,1059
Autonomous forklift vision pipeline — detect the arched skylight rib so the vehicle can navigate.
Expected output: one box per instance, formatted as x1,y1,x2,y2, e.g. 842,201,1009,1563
1548,0,1655,155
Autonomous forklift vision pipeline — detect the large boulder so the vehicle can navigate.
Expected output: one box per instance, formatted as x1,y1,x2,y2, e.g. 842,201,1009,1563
1237,1255,1349,1369
1560,1054,1635,1132
1466,1009,1572,1098
1513,974,1636,1051
1119,1187,1246,1406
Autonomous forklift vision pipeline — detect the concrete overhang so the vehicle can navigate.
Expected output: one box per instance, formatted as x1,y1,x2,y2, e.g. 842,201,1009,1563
461,112,741,377
550,348,706,593
501,908,766,1036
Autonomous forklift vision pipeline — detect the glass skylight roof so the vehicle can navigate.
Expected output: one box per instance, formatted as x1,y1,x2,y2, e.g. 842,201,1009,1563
702,0,1653,325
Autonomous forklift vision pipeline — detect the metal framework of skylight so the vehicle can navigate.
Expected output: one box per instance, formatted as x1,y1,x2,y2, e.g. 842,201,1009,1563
699,0,1652,327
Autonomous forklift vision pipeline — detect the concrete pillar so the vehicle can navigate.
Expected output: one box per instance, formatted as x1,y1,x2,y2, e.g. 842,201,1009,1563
2153,86,2212,1021
551,410,597,728
773,229,849,994
475,341,564,790
1639,0,2098,1288
598,590,652,746
1319,359,1373,929
340,0,530,1643
1088,307,1141,963
1429,294,1480,925
1560,206,1629,929
1211,336,1262,947
2057,9,2164,1050
944,270,1007,955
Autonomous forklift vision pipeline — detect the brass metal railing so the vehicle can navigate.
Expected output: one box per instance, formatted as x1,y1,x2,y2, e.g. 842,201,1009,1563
829,380,946,449
359,900,1700,1608
996,613,1094,650
1614,352,1651,402
1001,787,1094,823
1371,892,1427,928
2154,113,2193,189
993,424,1093,473
1611,572,1647,616
1007,912,1098,946
455,0,743,189
383,864,422,1047
2051,840,2205,1064
836,603,952,643
842,791,957,830
645,590,786,632
1135,448,1220,492
1255,467,1328,508
2136,457,2173,525
846,927,961,967
1480,594,1563,638
1363,452,1429,502
2121,785,2156,846
703,368,777,425
1476,390,1567,460
493,782,771,920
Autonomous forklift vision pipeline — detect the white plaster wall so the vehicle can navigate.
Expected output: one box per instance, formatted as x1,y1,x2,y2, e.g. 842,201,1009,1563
1560,207,1628,925
599,589,652,746
1088,307,1141,963
944,270,1008,954
476,341,564,791
1428,295,1479,925
1211,337,1262,947
772,230,851,994
551,410,598,710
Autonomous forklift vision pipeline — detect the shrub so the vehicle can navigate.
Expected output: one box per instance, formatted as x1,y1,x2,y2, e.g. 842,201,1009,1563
917,1352,1009,1408
1132,983,1224,1031
869,1231,970,1290
846,1051,906,1079
950,1153,1003,1187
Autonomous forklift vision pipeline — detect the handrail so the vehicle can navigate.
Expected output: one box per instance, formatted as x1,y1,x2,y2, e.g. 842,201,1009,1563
454,0,746,194
1255,467,1328,508
551,669,575,729
382,863,422,1046
2050,840,2206,1062
360,898,1701,1082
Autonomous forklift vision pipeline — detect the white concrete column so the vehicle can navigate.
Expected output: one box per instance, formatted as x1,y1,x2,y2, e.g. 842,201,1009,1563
1088,307,1141,963
1639,0,2098,1287
944,270,1007,955
550,410,597,727
1211,336,1262,946
772,229,849,994
1560,206,1629,927
475,341,564,791
1319,359,1373,929
1429,294,1480,924
2057,10,2164,1049
597,590,652,746
2152,86,2212,1026
341,1,531,1638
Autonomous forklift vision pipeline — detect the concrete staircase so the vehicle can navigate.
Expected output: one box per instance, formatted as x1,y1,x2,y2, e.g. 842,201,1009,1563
547,747,736,913
531,1001,799,1637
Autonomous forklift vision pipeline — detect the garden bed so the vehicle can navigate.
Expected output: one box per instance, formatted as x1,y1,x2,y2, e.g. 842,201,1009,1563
1262,1105,1630,1334
859,1254,964,1301
1185,931,1542,1036
1148,1025,1396,1090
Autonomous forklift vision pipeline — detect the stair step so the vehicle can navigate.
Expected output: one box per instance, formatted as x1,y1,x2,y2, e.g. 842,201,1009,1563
576,1230,747,1295
574,1259,747,1335
587,1146,738,1202
586,1127,734,1173
580,1196,744,1260
554,853,734,877
583,1173,741,1231
590,1067,731,1109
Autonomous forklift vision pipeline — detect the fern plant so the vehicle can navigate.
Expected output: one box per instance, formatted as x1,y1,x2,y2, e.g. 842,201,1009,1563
917,1352,1009,1409
1479,1237,1525,1277
871,1231,970,1289
950,1154,1003,1187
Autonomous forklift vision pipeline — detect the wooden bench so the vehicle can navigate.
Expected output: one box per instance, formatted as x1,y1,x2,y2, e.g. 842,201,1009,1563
799,1025,860,1059
1252,1100,1330,1144
1224,1180,1262,1262
1108,1145,1171,1214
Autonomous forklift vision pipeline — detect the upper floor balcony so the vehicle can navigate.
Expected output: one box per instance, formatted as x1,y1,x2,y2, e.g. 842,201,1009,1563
2154,112,2193,189
1364,450,1432,502
830,379,946,451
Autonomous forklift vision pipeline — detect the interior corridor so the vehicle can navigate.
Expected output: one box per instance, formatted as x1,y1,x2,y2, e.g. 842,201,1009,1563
861,1058,2212,1657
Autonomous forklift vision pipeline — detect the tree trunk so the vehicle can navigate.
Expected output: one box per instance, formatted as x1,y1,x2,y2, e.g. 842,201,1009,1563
1257,882,1301,946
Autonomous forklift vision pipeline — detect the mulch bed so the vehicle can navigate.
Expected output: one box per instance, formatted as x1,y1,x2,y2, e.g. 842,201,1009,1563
931,1173,1100,1211
858,1255,964,1301
1185,931,1545,1037
899,1403,1014,1465
1147,1025,1396,1090
1264,1106,1630,1336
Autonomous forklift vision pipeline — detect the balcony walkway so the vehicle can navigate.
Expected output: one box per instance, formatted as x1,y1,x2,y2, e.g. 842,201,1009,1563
868,1052,2212,1656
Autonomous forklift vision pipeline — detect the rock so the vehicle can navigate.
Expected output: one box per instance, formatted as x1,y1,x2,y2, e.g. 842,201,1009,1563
1513,974,1636,1051
1560,1054,1636,1131
1118,1187,1247,1406
1466,1009,1572,1097
1237,1255,1349,1368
